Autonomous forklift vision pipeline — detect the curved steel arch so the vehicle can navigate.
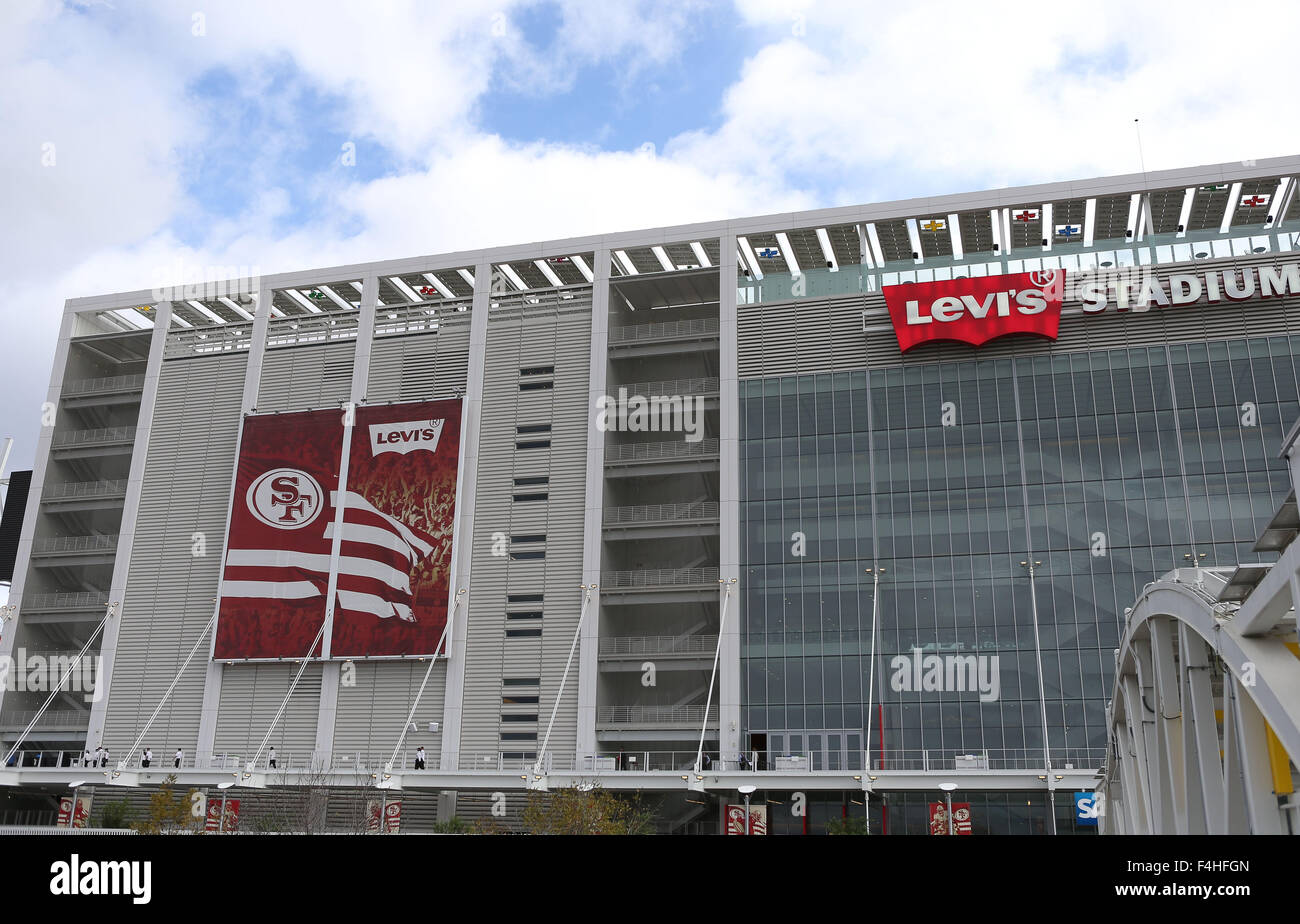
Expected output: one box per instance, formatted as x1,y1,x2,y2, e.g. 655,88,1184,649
1100,568,1300,834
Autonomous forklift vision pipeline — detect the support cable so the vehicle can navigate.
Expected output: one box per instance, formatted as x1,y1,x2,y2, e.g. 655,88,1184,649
380,588,464,778
2,602,116,767
694,578,736,774
242,616,329,780
115,608,220,772
532,584,596,777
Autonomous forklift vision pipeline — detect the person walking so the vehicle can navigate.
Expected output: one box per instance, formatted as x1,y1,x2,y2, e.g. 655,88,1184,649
142,748,152,768
268,747,277,770
414,746,426,770
174,747,183,769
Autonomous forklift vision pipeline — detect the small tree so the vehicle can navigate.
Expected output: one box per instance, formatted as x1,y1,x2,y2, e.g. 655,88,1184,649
131,775,204,834
94,797,134,830
825,814,869,835
432,816,470,834
522,784,654,835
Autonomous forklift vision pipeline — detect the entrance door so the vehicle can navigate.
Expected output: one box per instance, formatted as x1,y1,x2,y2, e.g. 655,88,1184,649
764,730,861,771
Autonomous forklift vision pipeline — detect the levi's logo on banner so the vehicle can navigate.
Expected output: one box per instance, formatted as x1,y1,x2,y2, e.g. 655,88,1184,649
369,418,444,456
882,269,1066,352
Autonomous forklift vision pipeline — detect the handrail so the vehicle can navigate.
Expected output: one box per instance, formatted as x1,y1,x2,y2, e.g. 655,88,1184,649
615,376,720,396
605,438,719,462
609,317,720,343
31,535,119,554
1,745,1105,773
22,592,109,611
597,705,718,724
61,374,145,396
599,635,719,656
604,501,719,524
51,427,137,447
600,568,720,587
41,480,129,500
0,710,89,727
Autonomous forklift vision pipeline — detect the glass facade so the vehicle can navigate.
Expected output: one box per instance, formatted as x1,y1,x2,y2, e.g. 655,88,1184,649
740,335,1300,768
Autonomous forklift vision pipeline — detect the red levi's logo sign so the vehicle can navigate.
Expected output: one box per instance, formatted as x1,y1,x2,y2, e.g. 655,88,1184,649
882,269,1066,352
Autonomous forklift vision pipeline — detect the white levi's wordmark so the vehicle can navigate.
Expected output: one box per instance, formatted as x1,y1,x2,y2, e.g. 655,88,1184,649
369,418,445,456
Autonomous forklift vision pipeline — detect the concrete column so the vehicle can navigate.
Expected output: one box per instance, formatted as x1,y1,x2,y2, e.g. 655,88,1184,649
575,248,609,761
196,282,274,760
312,275,378,759
718,232,742,761
86,300,173,746
438,261,492,772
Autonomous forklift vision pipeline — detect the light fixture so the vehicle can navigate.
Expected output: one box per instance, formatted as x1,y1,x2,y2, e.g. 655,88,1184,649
738,784,757,795
938,782,958,792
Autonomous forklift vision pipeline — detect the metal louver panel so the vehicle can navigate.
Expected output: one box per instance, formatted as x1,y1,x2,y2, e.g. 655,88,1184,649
740,252,1300,377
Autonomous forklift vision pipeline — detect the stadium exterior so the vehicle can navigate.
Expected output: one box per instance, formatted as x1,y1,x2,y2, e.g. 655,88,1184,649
2,155,1300,834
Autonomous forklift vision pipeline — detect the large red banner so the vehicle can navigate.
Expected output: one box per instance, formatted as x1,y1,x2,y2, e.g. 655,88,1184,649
883,269,1065,352
214,399,460,659
205,797,240,832
57,794,91,828
929,801,973,835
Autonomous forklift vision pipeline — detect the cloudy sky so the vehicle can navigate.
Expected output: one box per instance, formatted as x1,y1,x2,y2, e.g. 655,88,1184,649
2,0,1298,472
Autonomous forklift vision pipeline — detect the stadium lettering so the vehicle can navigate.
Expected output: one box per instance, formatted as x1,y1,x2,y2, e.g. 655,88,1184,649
1079,261,1300,313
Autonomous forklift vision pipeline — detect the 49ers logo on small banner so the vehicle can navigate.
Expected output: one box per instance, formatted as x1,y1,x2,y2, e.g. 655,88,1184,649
883,270,1066,352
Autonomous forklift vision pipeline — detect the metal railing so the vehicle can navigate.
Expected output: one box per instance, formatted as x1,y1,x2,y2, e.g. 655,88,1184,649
31,534,118,554
601,568,720,588
596,705,718,725
51,427,137,448
41,480,129,500
0,711,89,729
599,635,718,656
604,501,719,524
21,592,109,612
608,317,720,344
616,376,719,396
61,374,145,397
604,438,719,462
1,746,1104,775
861,748,1106,772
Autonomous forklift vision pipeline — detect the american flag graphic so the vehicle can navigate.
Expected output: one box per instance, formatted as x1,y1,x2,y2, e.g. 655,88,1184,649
221,490,438,623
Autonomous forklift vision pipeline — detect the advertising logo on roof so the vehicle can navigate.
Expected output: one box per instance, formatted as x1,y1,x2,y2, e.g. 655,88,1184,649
882,269,1066,352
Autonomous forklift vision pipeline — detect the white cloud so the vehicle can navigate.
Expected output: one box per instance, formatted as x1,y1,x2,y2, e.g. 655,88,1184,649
2,0,1298,476
681,0,1300,195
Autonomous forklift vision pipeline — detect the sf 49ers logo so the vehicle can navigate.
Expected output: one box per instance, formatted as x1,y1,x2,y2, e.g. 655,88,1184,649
246,468,323,529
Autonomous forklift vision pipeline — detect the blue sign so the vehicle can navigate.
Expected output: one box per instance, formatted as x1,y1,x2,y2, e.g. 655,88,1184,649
1074,791,1100,825
756,247,780,259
